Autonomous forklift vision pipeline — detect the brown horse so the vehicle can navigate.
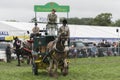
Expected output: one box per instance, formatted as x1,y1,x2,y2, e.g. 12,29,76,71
13,37,32,65
46,33,69,77
21,40,33,64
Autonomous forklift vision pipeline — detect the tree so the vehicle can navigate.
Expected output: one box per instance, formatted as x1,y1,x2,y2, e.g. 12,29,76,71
6,20,18,22
79,18,94,25
67,17,80,25
114,19,120,27
93,13,112,26
30,17,36,23
65,17,94,25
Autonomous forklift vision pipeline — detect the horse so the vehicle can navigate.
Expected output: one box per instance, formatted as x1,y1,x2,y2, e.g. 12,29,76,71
13,37,32,65
13,37,22,66
21,40,33,64
46,33,69,77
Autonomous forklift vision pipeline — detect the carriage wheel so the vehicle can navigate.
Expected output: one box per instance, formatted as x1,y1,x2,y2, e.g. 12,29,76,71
32,63,38,75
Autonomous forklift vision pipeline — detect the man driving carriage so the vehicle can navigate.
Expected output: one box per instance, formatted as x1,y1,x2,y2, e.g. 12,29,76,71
47,9,57,35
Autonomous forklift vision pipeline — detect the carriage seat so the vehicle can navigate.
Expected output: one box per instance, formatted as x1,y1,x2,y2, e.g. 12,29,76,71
30,33,41,40
23,47,32,53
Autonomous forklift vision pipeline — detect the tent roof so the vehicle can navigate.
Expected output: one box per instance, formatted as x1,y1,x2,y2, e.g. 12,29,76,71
69,25,119,38
0,21,120,39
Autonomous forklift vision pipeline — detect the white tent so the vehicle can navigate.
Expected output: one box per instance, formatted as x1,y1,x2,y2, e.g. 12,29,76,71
69,25,120,41
0,21,120,42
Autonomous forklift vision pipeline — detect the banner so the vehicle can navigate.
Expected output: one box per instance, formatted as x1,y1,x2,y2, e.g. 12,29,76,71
0,31,9,35
34,2,70,12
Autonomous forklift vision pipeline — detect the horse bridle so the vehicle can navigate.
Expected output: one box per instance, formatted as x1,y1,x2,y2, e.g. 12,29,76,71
54,38,65,53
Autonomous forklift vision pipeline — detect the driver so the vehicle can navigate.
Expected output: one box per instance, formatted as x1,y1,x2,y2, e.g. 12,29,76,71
47,9,57,35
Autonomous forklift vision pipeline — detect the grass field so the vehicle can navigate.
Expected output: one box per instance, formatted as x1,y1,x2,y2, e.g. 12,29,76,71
1,56,120,80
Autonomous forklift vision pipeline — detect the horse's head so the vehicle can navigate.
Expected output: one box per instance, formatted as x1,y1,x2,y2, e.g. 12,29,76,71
13,36,19,41
13,36,21,48
58,32,68,42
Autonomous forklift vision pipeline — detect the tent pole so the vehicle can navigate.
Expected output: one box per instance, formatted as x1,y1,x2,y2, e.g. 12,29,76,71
35,12,37,23
67,12,69,19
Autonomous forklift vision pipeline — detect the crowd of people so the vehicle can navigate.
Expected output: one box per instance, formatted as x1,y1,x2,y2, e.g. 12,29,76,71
68,40,119,58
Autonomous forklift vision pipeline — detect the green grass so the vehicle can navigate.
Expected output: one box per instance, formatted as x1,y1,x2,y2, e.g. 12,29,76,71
1,56,120,80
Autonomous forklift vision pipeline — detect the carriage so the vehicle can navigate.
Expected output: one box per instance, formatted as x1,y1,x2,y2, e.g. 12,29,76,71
30,29,69,76
30,2,70,76
31,31,56,75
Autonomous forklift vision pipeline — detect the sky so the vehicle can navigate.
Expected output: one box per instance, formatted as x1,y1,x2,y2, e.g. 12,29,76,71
0,0,120,22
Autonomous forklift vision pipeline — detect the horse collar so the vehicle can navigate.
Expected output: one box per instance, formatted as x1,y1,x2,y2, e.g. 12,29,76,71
54,47,64,53
54,44,65,53
53,38,65,53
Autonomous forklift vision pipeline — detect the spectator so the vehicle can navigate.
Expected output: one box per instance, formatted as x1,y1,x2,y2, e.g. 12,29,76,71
90,44,98,57
6,44,11,63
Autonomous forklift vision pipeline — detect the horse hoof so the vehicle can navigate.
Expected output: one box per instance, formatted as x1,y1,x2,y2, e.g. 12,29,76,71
62,69,68,76
53,73,58,78
62,72,68,76
16,64,21,66
49,72,54,77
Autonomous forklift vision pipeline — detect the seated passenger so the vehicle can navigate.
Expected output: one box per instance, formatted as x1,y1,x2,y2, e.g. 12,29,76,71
58,19,70,46
32,23,40,34
30,23,40,39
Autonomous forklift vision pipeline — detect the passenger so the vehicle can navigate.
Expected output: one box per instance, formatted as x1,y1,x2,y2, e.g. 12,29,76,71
58,19,70,37
32,22,40,34
47,9,57,35
58,19,70,46
30,23,40,39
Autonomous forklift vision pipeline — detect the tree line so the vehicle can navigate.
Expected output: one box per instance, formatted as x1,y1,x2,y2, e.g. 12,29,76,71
7,12,120,27
60,13,120,27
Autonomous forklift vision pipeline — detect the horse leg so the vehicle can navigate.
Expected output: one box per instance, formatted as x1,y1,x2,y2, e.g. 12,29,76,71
53,60,58,78
47,59,53,77
27,56,30,64
29,55,33,65
16,54,21,66
62,59,68,76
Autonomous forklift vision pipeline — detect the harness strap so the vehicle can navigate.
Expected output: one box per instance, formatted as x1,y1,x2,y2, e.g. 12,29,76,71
54,44,65,53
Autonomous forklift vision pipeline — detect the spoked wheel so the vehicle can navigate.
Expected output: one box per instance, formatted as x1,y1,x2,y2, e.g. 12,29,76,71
32,63,38,75
32,57,38,75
